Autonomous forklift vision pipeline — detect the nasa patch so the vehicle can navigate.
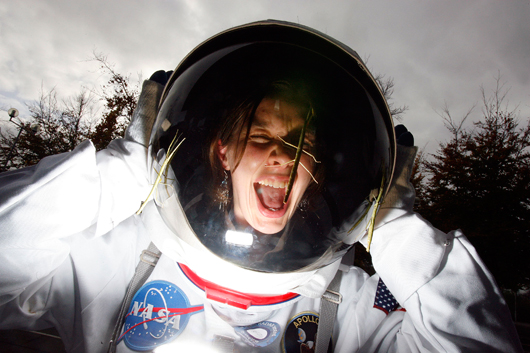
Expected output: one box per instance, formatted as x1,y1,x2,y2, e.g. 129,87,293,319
234,321,281,347
282,311,332,353
119,280,204,351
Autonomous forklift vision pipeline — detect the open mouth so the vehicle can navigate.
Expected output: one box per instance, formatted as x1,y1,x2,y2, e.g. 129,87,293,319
254,179,288,213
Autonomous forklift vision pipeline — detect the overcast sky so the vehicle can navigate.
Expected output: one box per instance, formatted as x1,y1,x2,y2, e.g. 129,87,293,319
1,0,529,156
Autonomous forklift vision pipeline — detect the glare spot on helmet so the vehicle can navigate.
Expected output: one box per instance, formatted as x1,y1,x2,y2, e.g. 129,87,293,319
161,119,171,131
225,230,254,246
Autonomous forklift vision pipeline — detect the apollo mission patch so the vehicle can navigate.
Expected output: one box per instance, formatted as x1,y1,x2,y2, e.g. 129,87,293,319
282,311,332,353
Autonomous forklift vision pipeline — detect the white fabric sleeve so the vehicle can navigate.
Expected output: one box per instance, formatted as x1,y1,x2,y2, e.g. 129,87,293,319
0,141,100,302
0,138,151,329
357,145,523,352
364,214,523,352
0,78,159,335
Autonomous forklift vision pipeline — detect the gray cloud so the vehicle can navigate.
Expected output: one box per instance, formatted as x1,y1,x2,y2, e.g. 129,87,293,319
1,0,528,156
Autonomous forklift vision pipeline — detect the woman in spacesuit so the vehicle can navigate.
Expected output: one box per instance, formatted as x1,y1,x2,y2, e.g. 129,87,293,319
0,20,523,353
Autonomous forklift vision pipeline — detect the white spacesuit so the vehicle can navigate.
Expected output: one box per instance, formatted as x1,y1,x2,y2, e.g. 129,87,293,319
0,20,523,353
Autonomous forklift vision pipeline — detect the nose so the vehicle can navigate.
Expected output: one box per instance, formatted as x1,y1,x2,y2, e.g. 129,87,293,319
266,140,294,167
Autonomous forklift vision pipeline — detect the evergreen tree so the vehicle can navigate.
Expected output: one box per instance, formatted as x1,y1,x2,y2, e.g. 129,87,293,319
416,78,530,291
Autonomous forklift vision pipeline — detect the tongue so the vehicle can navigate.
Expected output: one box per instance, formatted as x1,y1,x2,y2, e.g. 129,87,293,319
257,185,285,210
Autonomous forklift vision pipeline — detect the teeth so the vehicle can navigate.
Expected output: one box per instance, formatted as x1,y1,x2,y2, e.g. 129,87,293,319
258,179,287,188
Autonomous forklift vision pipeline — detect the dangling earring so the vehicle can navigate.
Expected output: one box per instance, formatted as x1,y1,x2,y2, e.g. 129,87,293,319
298,197,309,213
219,170,230,210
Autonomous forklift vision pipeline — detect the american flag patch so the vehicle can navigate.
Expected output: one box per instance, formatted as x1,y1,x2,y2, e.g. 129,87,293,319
373,278,400,314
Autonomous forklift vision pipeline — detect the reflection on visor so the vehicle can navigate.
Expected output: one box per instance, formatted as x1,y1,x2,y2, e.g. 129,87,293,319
225,230,253,247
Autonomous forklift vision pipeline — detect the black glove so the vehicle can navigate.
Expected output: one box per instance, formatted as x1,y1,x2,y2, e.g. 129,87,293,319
148,70,173,86
395,124,414,147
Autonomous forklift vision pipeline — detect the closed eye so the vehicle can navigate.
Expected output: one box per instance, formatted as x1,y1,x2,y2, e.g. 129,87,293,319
275,135,320,164
249,135,273,143
303,138,314,150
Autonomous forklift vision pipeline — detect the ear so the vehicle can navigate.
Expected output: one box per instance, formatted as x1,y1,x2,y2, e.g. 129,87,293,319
217,139,230,170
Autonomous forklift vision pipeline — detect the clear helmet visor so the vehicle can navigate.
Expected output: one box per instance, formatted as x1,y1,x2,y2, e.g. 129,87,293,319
150,23,395,273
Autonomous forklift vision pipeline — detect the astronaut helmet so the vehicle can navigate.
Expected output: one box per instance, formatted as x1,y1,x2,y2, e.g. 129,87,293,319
148,20,395,308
